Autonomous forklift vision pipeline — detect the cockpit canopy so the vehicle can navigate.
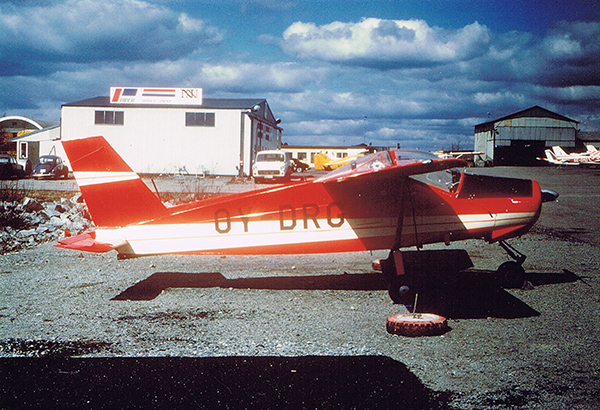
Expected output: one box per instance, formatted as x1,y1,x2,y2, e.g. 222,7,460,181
316,149,439,182
316,149,533,198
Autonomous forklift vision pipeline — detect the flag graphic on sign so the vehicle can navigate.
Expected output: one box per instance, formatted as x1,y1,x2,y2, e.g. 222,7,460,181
111,88,138,102
142,88,177,97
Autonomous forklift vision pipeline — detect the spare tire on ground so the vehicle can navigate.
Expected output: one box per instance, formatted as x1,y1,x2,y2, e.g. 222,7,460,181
386,313,448,337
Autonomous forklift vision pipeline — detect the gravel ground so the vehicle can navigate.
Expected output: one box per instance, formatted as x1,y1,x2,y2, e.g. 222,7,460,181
1,166,599,409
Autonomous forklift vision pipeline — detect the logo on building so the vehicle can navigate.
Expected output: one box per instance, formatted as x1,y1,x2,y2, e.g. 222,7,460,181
110,87,203,105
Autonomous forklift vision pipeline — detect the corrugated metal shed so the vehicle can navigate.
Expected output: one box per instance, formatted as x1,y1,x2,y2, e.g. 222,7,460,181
474,106,578,166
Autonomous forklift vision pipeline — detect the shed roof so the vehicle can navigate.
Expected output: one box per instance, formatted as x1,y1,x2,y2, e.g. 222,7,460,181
63,96,267,110
8,125,60,142
0,115,58,131
474,105,578,130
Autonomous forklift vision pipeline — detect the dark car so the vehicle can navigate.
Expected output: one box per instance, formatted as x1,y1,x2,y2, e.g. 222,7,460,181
291,158,310,173
0,155,25,180
32,155,69,179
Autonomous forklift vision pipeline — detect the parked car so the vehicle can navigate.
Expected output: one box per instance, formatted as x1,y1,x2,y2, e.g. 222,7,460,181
291,158,310,173
32,155,69,179
0,155,26,179
252,150,293,183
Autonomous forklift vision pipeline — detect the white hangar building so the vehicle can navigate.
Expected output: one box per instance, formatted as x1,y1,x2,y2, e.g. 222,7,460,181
474,106,578,166
61,88,282,176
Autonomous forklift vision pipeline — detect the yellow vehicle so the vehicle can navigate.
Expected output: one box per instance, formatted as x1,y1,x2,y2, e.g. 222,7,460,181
314,151,366,171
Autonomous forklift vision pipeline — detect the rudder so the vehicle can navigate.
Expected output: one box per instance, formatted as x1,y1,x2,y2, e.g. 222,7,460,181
62,136,168,227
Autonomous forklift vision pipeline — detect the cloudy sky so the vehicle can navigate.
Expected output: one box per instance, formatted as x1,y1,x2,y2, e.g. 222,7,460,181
1,0,599,151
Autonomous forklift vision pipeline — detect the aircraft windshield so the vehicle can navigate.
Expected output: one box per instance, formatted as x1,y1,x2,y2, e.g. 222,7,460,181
412,169,463,193
392,149,438,162
317,151,393,181
391,150,463,192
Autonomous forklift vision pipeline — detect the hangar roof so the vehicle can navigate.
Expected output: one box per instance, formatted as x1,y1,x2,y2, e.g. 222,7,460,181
0,115,58,131
474,105,578,133
63,96,267,110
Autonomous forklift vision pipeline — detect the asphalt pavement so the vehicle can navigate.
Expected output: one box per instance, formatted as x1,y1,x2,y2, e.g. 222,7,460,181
2,165,599,409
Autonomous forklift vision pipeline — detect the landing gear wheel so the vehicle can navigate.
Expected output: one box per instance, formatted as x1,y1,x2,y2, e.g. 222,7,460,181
497,261,525,288
387,281,413,305
386,313,448,337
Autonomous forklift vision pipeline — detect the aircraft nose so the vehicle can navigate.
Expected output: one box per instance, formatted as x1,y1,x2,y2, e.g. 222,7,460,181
541,189,559,203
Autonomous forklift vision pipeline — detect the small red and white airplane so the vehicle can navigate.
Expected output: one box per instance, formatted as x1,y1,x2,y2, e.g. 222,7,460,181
56,136,558,303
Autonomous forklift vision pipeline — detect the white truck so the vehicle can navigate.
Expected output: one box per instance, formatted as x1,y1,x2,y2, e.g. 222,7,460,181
252,150,293,183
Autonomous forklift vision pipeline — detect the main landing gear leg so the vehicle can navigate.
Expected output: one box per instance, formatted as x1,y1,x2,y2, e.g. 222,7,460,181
381,250,413,305
497,240,526,288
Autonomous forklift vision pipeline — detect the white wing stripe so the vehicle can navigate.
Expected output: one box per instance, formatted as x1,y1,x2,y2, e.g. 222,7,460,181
73,171,139,186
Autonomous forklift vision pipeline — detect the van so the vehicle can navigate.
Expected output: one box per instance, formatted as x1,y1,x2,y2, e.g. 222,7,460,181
252,150,292,183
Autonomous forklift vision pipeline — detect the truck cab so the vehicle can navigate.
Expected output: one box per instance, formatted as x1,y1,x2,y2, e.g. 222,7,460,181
252,150,292,183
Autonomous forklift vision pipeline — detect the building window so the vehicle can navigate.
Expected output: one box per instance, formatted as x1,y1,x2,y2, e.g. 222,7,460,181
95,110,124,125
19,142,27,159
186,112,215,127
298,152,307,161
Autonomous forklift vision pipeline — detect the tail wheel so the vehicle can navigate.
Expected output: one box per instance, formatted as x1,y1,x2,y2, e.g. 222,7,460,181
497,261,525,288
387,280,413,305
386,313,448,337
379,252,415,305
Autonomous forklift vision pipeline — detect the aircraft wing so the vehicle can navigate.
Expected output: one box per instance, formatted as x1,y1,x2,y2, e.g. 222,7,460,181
316,150,466,184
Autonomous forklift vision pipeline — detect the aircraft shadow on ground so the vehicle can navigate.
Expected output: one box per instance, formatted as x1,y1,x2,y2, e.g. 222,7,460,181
112,250,579,320
112,271,387,301
0,356,451,410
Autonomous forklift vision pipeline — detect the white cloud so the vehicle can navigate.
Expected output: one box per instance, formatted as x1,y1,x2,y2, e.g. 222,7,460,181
2,2,599,150
0,0,224,74
281,18,491,67
473,91,527,106
542,21,600,60
196,62,330,92
543,34,583,58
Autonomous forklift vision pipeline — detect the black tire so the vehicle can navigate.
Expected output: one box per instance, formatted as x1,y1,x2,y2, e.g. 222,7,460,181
381,252,415,305
386,313,448,337
387,280,413,305
497,261,526,288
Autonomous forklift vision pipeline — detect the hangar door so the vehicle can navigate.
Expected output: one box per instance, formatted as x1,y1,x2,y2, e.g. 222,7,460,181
494,140,545,166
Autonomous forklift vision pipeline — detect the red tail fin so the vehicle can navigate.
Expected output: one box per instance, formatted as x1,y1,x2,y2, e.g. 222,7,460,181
62,136,168,227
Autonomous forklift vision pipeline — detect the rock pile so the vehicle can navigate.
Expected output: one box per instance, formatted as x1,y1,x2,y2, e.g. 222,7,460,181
0,194,93,254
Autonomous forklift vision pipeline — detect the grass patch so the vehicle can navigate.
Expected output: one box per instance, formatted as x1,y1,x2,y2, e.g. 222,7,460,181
0,180,28,203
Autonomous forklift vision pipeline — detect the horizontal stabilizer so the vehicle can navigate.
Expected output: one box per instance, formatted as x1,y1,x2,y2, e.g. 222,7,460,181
55,232,114,253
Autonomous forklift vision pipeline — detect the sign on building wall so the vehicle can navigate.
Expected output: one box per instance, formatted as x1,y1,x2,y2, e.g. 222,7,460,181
110,87,203,105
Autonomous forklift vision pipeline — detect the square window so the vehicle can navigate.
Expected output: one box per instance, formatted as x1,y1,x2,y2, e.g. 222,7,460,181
186,112,215,127
95,111,104,124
